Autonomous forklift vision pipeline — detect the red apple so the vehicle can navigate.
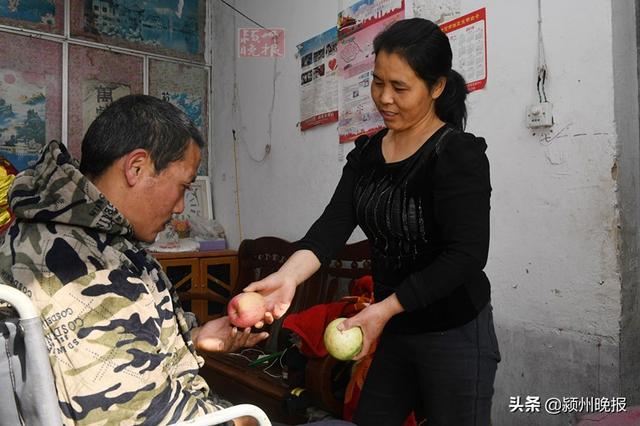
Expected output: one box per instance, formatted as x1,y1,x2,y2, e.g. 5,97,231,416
227,291,267,328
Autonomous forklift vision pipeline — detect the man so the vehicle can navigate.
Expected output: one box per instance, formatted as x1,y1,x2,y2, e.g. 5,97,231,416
0,95,267,425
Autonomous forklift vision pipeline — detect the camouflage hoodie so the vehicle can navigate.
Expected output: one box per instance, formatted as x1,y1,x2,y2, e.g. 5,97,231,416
0,141,224,425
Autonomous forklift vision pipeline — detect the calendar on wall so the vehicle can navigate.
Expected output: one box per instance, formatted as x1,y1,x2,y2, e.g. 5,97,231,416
440,8,487,93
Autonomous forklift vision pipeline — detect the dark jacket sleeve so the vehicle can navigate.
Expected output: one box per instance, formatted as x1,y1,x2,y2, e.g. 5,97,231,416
395,132,491,312
296,136,370,264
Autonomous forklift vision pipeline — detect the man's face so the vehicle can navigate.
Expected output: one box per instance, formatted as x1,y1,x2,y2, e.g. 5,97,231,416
131,141,201,243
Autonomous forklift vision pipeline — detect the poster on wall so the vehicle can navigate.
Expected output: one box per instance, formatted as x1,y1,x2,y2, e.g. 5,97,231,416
298,27,338,131
0,33,62,161
161,90,206,174
440,8,487,92
68,45,143,159
337,0,404,143
71,0,205,60
0,69,46,171
412,0,461,24
338,0,404,38
162,92,203,129
149,59,209,175
0,0,63,33
82,80,130,138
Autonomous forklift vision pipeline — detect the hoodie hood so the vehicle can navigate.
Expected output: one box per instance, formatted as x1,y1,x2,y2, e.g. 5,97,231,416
9,140,132,237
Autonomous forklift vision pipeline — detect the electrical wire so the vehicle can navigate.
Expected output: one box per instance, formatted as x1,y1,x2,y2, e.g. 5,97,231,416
536,0,548,103
226,352,255,362
217,0,268,29
217,0,281,42
261,346,290,379
227,0,273,164
261,357,282,378
231,62,276,164
221,0,277,242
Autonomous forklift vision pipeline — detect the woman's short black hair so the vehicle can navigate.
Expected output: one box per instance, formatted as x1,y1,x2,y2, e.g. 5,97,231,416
79,94,204,178
373,18,468,130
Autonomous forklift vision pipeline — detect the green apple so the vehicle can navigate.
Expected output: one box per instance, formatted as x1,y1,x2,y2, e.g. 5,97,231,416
323,317,363,361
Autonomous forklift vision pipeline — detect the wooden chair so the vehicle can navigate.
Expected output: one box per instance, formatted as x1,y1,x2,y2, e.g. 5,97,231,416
200,236,371,424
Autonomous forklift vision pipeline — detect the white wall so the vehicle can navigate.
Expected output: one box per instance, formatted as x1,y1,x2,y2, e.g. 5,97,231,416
211,1,637,424
212,0,353,248
474,0,619,337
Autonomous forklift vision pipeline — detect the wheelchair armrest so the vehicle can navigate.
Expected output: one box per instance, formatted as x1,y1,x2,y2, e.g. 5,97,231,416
170,404,271,426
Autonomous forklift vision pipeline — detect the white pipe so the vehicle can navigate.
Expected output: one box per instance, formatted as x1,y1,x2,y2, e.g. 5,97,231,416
63,0,70,38
62,41,69,146
61,0,70,146
143,56,149,95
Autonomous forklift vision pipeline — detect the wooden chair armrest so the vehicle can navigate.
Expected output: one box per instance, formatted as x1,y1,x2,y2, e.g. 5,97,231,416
305,356,345,417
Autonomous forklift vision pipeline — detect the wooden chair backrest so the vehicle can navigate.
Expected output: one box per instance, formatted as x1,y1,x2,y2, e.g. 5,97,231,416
234,236,297,295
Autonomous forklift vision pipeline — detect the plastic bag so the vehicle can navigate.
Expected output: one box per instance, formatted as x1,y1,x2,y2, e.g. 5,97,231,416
187,214,226,240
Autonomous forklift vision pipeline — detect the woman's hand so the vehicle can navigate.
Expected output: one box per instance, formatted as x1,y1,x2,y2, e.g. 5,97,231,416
191,317,269,353
244,249,321,321
243,272,297,321
339,294,404,361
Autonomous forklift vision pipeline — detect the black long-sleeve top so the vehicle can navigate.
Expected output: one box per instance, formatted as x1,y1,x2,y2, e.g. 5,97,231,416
297,125,492,334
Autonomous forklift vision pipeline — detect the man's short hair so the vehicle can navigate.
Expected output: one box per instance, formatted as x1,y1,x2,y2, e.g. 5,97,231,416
79,94,205,178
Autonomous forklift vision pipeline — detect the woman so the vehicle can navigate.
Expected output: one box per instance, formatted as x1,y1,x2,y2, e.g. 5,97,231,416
247,18,500,425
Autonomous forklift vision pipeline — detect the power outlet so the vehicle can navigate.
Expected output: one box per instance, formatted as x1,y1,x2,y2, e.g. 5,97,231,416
526,102,554,128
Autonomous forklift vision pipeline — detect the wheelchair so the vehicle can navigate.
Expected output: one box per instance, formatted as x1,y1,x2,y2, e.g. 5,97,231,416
0,284,271,426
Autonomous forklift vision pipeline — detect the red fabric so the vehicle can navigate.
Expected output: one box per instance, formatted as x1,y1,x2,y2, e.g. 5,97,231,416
349,274,373,297
283,275,417,425
283,300,349,358
282,275,374,358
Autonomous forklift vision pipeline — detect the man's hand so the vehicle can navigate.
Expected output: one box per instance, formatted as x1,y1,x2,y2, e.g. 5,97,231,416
233,415,258,426
191,316,269,353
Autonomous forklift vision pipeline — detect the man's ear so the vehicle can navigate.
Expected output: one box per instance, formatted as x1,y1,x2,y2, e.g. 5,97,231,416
431,76,447,100
123,149,152,187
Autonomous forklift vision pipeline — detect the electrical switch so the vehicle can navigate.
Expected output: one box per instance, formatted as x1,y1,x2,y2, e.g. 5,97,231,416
526,102,553,128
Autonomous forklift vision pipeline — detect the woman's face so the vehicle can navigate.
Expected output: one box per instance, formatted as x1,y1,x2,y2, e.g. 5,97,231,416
371,50,442,132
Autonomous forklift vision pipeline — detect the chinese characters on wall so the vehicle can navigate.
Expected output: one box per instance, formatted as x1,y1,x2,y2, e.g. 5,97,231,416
239,28,285,58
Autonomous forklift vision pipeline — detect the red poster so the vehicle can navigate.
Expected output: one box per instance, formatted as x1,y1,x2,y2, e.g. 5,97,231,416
337,0,405,143
441,8,487,92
